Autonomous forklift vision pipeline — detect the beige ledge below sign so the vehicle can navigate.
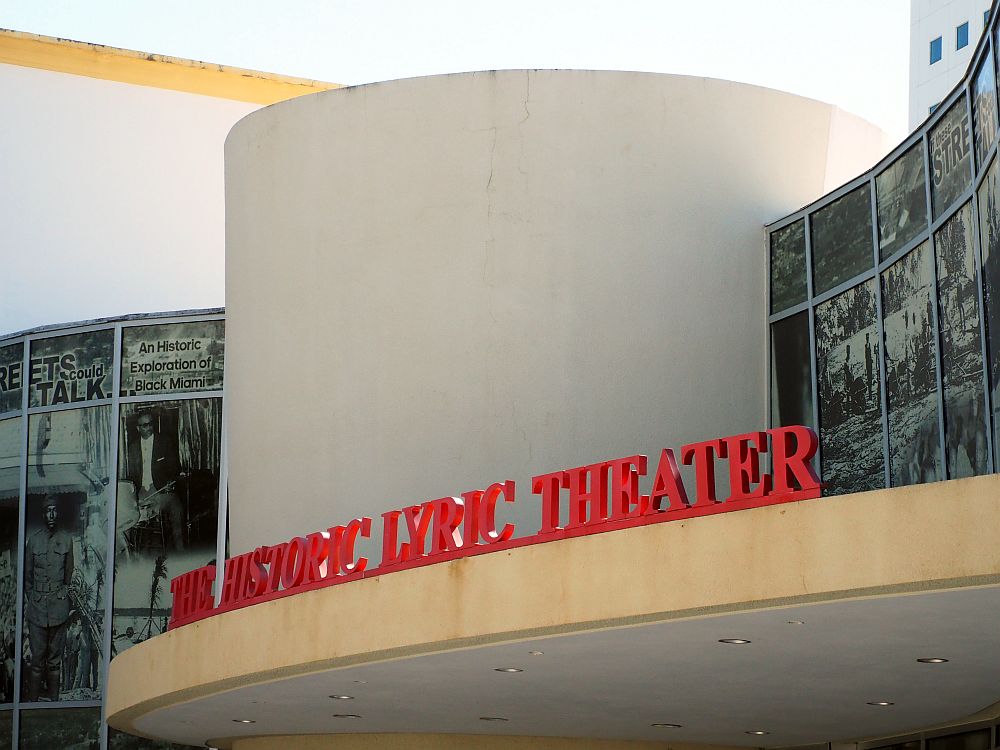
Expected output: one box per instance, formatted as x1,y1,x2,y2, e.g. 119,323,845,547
107,475,1000,748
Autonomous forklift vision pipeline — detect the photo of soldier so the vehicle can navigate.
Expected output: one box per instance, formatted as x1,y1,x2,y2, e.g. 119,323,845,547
977,154,1000,465
770,220,807,314
0,418,20,705
881,242,944,486
113,399,221,657
876,144,927,261
929,101,972,219
21,406,111,703
816,279,885,495
810,184,874,296
934,202,989,478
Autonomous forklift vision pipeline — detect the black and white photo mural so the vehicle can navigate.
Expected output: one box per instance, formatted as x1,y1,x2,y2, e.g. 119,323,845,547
815,280,885,495
934,203,989,477
881,242,944,486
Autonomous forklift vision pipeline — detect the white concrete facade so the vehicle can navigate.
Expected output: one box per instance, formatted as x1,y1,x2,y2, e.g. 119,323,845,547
223,70,890,557
0,62,258,335
910,0,992,129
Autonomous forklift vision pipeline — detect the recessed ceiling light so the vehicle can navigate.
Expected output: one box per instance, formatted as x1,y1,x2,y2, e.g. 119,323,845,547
494,667,523,672
651,723,683,728
480,716,509,722
329,695,354,700
917,658,949,663
332,714,362,719
866,701,894,706
746,730,769,735
786,620,805,625
232,719,255,724
719,639,751,644
529,650,544,656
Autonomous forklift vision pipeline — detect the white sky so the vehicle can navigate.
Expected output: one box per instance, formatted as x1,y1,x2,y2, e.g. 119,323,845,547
1,0,912,141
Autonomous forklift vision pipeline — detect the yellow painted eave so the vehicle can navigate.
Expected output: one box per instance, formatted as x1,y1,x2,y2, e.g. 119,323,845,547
0,28,342,104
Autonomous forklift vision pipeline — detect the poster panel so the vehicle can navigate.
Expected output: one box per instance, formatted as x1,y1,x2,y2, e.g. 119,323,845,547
21,406,112,703
876,144,927,261
0,344,22,415
770,313,813,430
112,399,221,657
881,242,943,486
120,321,225,397
934,202,989,477
18,706,100,749
770,221,807,314
28,330,113,409
973,47,998,169
977,155,1000,466
930,100,973,219
0,418,20,705
811,185,874,296
815,279,885,495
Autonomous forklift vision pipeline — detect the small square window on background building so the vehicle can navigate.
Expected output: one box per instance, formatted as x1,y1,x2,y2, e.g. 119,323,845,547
957,22,969,49
931,36,943,63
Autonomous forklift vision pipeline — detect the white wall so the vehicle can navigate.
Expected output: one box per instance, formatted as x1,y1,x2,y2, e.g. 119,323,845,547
909,0,991,129
224,71,889,555
0,63,258,335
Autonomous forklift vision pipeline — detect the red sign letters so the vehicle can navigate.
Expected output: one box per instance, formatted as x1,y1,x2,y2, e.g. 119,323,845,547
169,426,820,629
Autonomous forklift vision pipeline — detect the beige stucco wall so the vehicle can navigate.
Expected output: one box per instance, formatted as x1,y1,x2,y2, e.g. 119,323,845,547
222,70,890,555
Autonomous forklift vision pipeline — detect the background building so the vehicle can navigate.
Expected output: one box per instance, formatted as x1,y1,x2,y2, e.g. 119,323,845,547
910,0,993,127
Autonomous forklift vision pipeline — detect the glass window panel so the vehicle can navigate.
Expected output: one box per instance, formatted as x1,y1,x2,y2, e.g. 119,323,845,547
930,100,973,219
935,202,989,477
881,243,944,486
811,185,874,296
120,320,225,397
982,155,1000,469
0,711,9,750
958,22,970,49
815,280,885,495
770,313,813,430
113,399,222,658
770,221,807,314
0,344,23,416
0,418,21,705
931,36,943,64
973,47,999,168
18,706,100,749
22,406,112,703
28,330,113,409
108,727,200,749
877,144,928,260
871,742,920,750
927,729,992,750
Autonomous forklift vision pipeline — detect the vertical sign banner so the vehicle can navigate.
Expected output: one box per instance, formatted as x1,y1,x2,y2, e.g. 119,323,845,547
0,343,24,415
22,407,112,702
119,321,225,397
29,331,114,408
112,399,221,656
